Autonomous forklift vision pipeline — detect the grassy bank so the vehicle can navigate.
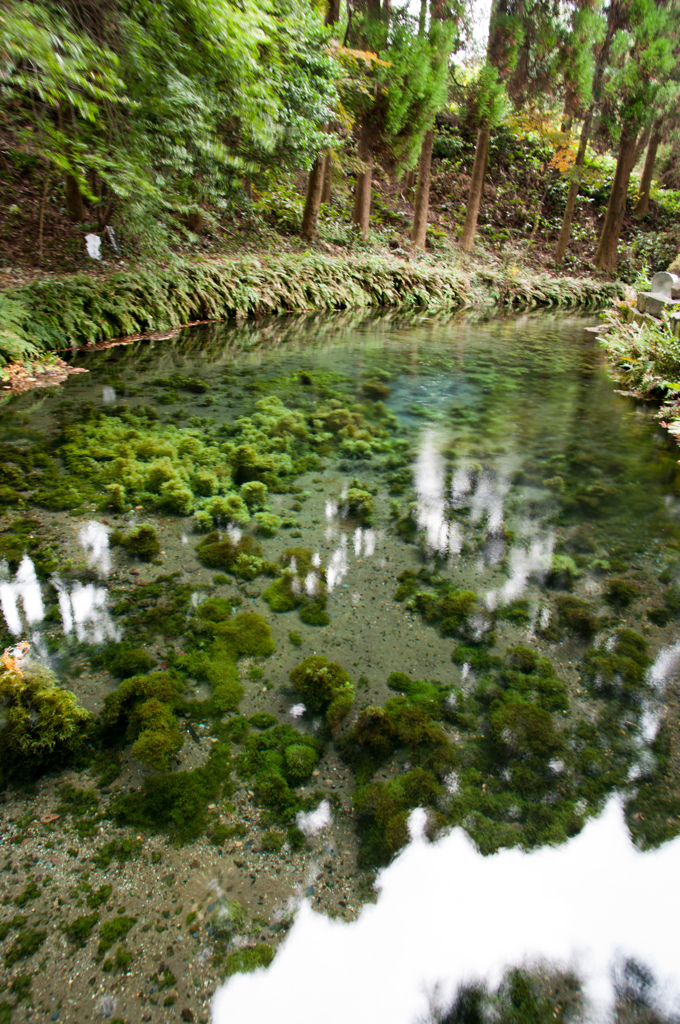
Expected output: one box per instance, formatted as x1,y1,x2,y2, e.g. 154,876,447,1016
0,253,624,365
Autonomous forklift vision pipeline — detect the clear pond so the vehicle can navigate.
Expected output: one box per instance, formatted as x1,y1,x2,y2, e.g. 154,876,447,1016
1,310,679,1023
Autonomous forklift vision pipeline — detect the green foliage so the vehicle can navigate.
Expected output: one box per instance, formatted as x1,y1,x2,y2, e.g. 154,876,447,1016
344,488,375,526
554,595,599,637
582,629,649,701
0,294,38,365
108,645,156,679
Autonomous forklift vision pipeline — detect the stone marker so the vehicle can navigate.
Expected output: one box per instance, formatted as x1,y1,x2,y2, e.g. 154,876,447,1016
637,271,680,316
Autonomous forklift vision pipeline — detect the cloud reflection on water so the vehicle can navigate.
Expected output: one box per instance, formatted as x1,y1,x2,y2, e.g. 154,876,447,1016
211,799,680,1024
0,555,45,635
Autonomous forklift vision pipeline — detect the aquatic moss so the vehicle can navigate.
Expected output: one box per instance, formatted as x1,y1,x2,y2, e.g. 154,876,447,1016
108,645,156,679
240,481,268,509
218,612,276,659
111,524,160,561
97,915,136,956
289,655,354,731
225,943,274,976
110,739,232,842
554,595,600,637
0,659,92,782
263,548,328,625
4,928,46,966
195,531,262,571
354,767,442,867
253,512,282,537
283,743,318,783
604,577,638,608
62,912,99,948
100,670,185,769
582,629,649,701
343,488,375,526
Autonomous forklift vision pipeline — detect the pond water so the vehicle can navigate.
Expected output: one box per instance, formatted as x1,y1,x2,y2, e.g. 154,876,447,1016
1,310,680,1023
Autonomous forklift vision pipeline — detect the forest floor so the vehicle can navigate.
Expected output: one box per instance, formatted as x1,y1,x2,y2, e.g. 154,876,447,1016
2,140,677,296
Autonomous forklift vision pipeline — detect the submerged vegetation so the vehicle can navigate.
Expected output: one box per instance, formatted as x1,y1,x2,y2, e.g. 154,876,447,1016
1,307,680,1017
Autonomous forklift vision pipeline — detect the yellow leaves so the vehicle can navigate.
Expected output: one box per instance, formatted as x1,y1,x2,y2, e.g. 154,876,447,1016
1,640,30,678
549,146,576,173
327,39,391,68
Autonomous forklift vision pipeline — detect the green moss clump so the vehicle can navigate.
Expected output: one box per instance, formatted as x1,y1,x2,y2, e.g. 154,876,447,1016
111,739,232,842
299,604,330,626
192,469,219,496
195,531,263,571
101,670,185,771
289,631,303,647
354,768,441,867
0,660,92,783
253,512,282,537
490,696,564,766
555,595,600,637
97,915,136,956
604,578,638,608
262,576,299,613
62,912,99,948
546,554,579,591
108,645,156,679
87,885,113,909
289,655,354,731
362,379,391,400
344,488,375,525
225,943,274,975
249,712,278,730
111,524,160,561
283,743,318,783
582,630,649,700
4,928,46,966
240,481,268,510
219,612,276,659
263,547,328,625
195,597,233,623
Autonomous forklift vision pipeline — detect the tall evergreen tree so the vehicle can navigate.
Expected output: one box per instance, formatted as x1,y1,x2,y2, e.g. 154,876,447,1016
594,0,678,275
461,0,593,254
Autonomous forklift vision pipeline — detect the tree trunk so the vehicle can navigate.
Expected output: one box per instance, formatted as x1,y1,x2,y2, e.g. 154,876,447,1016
352,127,374,240
412,128,434,249
321,151,332,206
404,168,415,192
325,0,341,25
301,153,326,239
554,110,594,264
65,174,85,222
634,127,661,219
594,128,639,276
460,126,490,253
